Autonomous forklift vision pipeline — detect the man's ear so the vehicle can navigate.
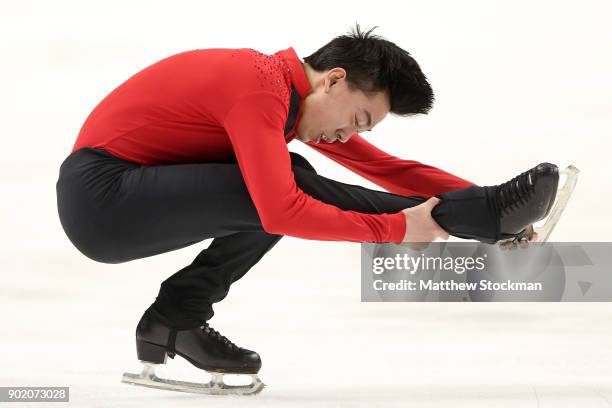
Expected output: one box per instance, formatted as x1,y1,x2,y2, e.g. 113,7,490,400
324,73,338,92
328,68,347,87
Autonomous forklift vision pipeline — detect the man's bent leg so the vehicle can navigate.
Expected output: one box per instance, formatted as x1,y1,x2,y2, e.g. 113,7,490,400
145,154,318,329
151,231,283,329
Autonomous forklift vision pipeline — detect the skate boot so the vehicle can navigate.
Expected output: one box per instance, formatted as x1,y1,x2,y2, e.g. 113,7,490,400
121,307,264,395
494,162,579,243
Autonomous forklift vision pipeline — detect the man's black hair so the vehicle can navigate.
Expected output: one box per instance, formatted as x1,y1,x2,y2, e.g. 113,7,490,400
303,23,434,116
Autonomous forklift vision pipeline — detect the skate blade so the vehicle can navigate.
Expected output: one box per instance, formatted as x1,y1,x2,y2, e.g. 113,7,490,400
533,164,580,243
121,363,265,396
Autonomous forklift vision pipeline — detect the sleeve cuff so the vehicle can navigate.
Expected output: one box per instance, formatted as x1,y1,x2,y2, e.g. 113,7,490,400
387,211,406,244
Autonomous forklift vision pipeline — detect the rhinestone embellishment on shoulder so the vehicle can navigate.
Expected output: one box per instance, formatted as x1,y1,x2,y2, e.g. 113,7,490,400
247,48,291,106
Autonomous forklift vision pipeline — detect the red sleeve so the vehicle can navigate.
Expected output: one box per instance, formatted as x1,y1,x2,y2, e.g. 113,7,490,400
306,134,478,197
223,92,406,243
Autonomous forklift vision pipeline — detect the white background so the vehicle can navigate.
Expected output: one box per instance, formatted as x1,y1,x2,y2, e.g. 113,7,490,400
1,0,611,406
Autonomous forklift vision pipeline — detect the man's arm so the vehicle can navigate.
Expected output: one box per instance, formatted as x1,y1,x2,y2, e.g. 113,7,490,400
223,92,406,243
305,133,478,197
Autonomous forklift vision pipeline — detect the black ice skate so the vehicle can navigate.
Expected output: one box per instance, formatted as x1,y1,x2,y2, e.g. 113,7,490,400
494,162,579,243
121,307,264,395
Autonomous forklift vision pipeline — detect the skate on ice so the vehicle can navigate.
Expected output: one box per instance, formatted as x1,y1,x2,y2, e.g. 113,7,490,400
121,307,264,395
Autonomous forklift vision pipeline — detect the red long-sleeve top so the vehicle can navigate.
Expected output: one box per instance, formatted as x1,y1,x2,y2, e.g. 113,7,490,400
72,46,476,243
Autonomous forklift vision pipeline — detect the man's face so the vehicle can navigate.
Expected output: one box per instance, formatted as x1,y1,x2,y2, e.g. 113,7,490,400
295,67,390,144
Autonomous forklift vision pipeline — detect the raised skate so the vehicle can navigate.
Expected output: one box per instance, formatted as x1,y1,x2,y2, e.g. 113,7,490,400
121,307,264,395
495,163,579,245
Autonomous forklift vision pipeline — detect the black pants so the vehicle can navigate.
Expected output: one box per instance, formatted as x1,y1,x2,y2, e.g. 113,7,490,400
56,147,499,329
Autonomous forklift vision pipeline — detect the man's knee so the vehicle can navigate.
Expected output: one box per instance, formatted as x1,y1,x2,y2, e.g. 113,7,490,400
289,152,317,174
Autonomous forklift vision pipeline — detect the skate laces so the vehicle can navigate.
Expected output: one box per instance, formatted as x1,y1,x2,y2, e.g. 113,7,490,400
201,323,241,351
496,170,536,216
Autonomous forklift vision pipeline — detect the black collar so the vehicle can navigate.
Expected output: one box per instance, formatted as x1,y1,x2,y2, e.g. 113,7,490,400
284,83,301,136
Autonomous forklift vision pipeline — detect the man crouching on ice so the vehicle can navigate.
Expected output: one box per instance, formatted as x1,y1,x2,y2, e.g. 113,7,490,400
56,24,566,394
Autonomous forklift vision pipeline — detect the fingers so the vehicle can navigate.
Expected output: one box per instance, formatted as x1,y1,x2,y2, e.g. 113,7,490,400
425,197,447,240
424,196,441,209
431,227,449,241
401,197,446,247
438,228,450,241
408,242,430,251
